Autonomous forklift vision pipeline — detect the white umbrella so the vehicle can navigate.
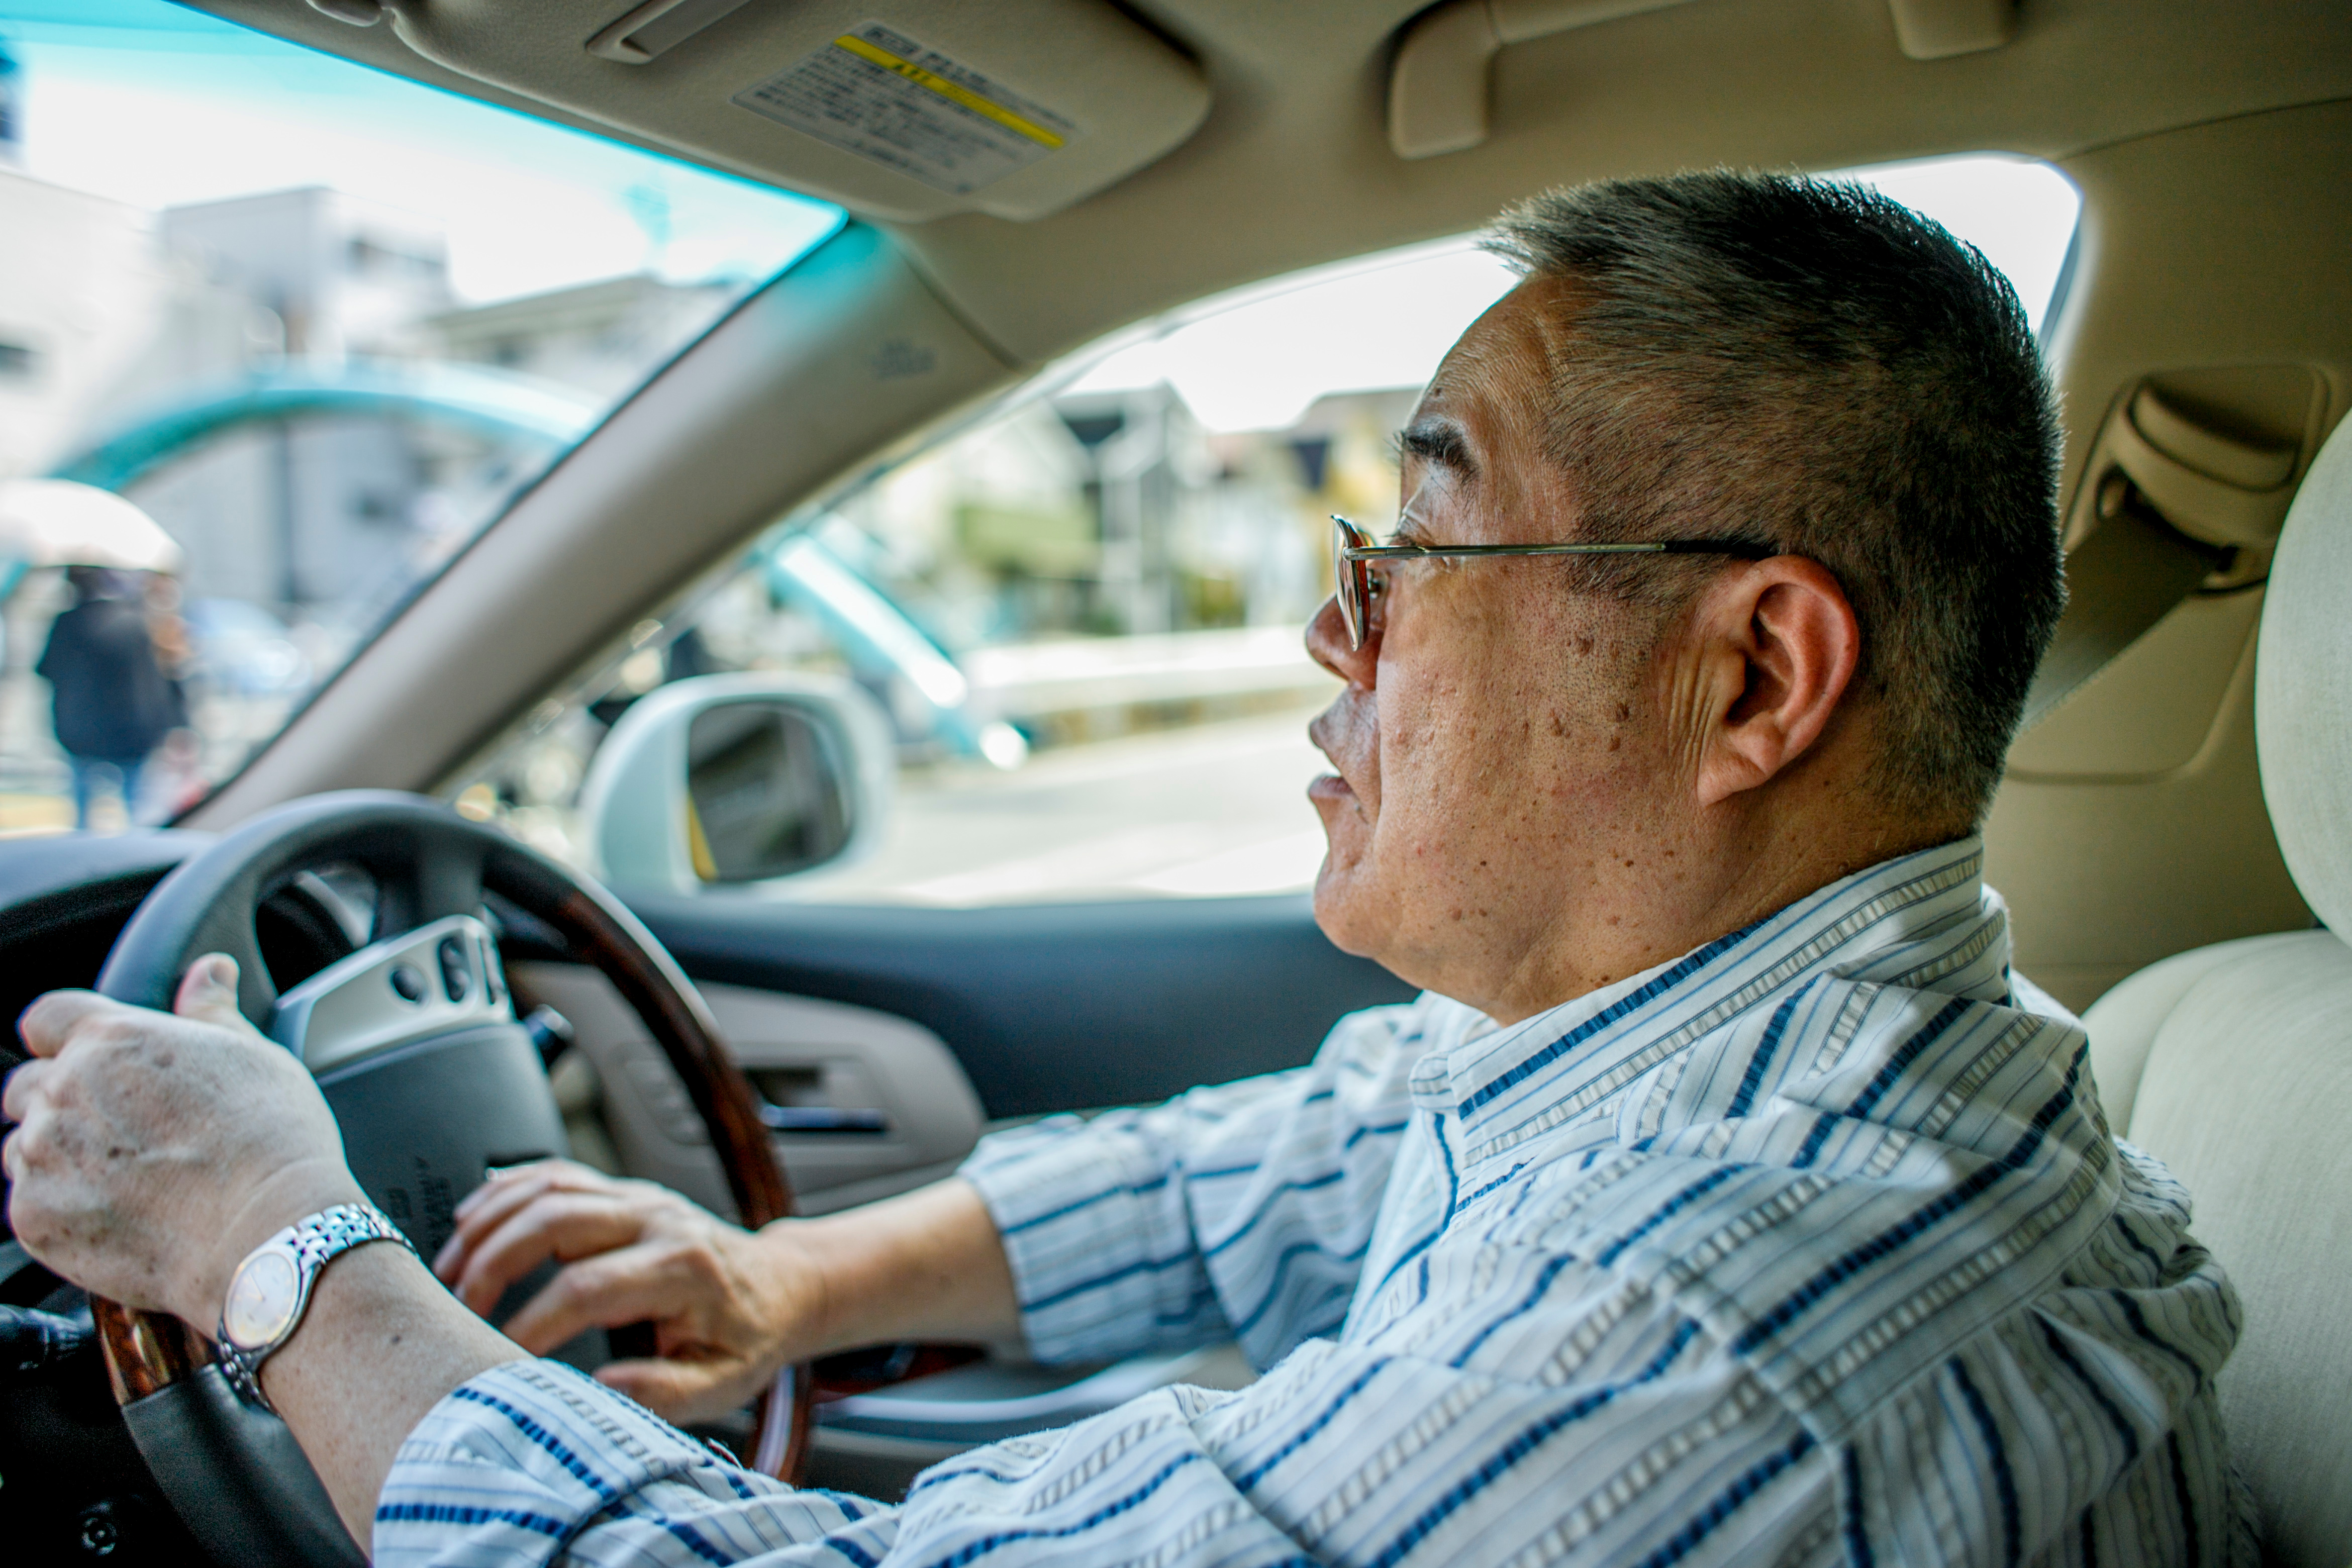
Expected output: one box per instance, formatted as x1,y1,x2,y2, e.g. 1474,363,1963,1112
0,479,183,573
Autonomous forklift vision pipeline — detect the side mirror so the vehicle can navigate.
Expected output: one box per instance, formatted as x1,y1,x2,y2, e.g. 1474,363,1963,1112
578,673,894,895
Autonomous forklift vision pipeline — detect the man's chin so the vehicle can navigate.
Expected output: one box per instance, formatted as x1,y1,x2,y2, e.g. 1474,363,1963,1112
1306,773,1387,955
1310,851,1383,962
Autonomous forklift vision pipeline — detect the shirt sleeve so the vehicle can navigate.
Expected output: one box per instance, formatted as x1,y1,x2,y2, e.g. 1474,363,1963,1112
375,1266,1838,1568
956,995,1432,1368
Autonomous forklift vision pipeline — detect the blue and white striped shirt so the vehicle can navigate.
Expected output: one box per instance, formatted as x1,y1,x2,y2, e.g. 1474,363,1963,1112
376,837,2247,1566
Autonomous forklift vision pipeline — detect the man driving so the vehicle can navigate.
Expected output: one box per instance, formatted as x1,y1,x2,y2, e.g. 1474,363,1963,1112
4,173,2242,1566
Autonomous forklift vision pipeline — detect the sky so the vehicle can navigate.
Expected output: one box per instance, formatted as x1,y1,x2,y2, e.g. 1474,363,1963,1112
2,4,2080,424
0,0,843,303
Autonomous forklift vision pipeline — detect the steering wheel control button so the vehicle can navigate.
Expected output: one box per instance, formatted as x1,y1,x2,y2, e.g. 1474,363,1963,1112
438,936,472,1002
522,1004,576,1066
269,913,517,1074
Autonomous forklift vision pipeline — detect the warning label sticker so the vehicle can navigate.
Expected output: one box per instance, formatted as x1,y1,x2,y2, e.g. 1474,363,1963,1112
735,23,1080,197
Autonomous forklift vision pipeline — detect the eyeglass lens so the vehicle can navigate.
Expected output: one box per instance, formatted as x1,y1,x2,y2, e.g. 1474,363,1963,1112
1345,517,1364,649
1331,515,1367,650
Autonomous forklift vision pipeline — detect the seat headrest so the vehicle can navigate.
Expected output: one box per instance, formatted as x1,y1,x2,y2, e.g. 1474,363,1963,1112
2256,411,2352,936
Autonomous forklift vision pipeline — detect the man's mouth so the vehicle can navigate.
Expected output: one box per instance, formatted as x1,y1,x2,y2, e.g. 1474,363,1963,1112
1306,715,1349,800
1307,705,1364,809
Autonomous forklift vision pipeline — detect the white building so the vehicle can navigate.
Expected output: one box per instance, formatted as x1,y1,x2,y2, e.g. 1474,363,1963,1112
161,187,451,361
423,272,730,401
120,189,459,611
0,167,185,479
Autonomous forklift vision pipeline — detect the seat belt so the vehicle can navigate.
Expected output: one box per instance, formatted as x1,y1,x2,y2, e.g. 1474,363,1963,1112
2020,380,2309,730
2019,488,2229,730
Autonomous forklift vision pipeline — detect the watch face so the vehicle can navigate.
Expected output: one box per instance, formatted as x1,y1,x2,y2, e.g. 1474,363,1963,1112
222,1249,302,1350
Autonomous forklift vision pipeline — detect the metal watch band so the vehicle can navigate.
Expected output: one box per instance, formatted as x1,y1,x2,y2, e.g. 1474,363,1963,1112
216,1201,416,1411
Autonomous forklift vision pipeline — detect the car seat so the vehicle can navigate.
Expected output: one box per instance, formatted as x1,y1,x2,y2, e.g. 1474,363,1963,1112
2078,407,2352,1568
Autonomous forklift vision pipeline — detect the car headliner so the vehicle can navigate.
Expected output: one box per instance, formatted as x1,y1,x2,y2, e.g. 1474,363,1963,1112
185,1,2350,366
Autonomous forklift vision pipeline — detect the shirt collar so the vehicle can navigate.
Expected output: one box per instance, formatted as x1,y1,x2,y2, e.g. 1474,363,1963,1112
1410,837,2000,1144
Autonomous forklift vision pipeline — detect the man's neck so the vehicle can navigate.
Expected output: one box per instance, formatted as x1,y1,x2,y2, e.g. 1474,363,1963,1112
1469,804,1966,1027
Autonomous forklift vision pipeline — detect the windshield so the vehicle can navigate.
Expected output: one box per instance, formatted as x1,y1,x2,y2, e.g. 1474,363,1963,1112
0,0,841,833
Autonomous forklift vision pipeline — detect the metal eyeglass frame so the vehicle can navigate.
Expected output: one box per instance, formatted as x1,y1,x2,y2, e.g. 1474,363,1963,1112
1329,514,1775,651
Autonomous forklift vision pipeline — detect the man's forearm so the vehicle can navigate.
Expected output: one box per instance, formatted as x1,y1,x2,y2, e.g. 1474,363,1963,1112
267,1176,1014,1547
780,1178,1023,1354
263,1241,524,1545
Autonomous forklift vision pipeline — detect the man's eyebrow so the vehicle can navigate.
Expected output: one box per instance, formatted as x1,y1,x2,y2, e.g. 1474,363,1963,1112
1396,417,1478,481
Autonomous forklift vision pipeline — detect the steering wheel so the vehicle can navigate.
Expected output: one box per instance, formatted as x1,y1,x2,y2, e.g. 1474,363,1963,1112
83,791,813,1568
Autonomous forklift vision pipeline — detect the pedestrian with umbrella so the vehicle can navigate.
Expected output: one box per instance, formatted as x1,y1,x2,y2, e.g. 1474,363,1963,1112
0,481,185,829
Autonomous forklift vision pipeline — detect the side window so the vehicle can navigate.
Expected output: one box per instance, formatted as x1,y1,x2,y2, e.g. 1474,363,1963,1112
466,246,1508,905
463,156,2080,906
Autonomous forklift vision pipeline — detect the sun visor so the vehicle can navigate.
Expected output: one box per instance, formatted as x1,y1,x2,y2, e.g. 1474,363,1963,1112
337,0,1208,222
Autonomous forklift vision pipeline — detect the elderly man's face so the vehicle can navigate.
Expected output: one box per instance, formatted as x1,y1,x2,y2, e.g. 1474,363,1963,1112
1305,277,1684,1012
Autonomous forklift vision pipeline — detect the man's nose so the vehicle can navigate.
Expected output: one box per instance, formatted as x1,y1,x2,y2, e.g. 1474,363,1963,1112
1306,594,1376,686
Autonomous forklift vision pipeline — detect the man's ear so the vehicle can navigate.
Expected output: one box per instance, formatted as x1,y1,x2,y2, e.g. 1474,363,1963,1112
1691,557,1859,807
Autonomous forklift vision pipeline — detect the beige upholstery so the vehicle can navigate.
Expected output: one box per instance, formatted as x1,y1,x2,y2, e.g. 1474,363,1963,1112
2256,397,2352,943
2080,932,2317,1134
2081,410,2352,1568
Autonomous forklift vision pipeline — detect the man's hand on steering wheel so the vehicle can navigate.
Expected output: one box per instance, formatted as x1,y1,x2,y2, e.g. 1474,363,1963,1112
433,1159,827,1423
4,955,363,1331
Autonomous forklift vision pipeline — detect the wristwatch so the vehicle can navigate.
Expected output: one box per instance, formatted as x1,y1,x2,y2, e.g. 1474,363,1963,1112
217,1201,416,1411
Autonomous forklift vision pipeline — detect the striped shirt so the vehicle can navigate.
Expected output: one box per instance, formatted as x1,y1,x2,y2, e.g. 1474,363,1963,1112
375,836,2248,1567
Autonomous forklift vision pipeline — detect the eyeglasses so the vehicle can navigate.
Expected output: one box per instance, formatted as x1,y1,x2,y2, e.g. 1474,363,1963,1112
1329,514,1775,651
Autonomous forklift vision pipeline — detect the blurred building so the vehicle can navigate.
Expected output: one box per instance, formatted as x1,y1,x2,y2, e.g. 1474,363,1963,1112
163,188,452,362
129,197,736,619
121,190,451,612
838,377,1403,652
0,169,172,480
423,272,732,400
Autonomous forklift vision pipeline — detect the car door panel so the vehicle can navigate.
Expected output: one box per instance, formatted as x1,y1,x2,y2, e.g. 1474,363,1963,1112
622,891,1417,1121
511,962,986,1217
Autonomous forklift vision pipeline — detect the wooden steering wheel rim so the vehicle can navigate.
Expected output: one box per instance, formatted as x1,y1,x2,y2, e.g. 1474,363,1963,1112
89,792,815,1486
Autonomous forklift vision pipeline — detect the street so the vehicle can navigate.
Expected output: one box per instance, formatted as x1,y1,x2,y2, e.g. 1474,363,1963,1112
808,700,1338,906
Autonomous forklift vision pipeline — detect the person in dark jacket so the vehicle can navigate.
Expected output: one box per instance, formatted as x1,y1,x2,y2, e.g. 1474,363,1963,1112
36,566,178,829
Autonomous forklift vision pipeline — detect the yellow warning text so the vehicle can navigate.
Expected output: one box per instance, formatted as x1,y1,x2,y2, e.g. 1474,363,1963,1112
831,33,1067,149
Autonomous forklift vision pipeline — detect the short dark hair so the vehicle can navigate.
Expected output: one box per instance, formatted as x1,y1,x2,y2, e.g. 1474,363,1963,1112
1484,170,2064,825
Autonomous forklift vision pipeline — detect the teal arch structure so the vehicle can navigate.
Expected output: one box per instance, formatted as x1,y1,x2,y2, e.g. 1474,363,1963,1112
49,359,599,493
34,359,991,756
